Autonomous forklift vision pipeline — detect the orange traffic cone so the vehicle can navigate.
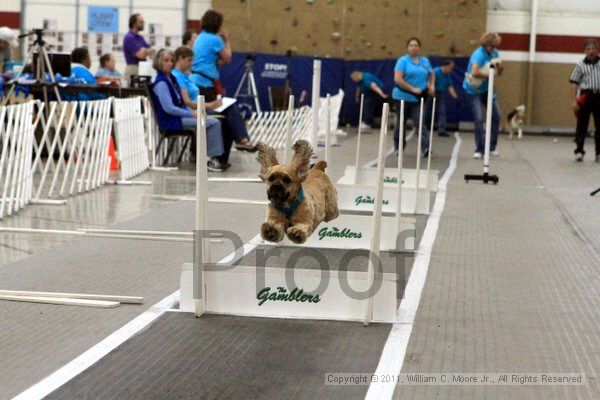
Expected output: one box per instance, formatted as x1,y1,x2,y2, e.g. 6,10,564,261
108,136,119,170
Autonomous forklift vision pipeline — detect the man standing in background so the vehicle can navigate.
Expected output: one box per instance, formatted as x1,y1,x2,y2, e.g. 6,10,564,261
123,13,153,82
570,38,600,162
351,70,388,130
433,59,459,137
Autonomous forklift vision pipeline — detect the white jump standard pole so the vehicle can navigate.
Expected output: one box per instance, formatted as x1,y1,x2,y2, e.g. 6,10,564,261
464,65,499,184
426,97,436,188
363,103,389,326
194,95,210,318
353,93,365,184
413,97,425,214
311,59,321,152
395,100,405,240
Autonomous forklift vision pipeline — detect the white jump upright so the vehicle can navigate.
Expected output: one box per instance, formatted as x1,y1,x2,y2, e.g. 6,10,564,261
283,95,295,163
337,99,437,215
183,99,402,323
363,102,388,326
413,97,425,214
464,65,500,184
427,97,436,188
353,93,365,184
311,59,321,150
194,95,210,318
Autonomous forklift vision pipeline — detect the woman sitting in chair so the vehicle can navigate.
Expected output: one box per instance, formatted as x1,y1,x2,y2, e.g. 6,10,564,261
151,49,228,171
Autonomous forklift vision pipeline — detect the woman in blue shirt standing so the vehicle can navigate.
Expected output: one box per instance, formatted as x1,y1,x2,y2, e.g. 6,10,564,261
392,37,435,156
190,10,256,152
463,32,503,159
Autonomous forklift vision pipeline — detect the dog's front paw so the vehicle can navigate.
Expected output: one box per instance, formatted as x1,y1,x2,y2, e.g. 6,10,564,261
287,226,309,244
261,222,284,242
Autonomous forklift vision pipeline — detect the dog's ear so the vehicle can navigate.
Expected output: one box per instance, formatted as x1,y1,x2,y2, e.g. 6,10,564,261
291,140,313,182
256,142,279,180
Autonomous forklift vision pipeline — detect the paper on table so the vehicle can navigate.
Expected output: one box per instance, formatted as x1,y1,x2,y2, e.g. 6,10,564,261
215,97,237,113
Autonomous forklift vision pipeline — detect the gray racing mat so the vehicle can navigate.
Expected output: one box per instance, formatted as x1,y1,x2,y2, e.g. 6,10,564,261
46,312,391,400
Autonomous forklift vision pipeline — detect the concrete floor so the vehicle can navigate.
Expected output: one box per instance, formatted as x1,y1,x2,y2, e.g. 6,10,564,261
1,129,599,399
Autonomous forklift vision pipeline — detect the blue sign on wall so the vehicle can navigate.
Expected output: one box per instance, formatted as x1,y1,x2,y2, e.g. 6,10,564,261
88,7,119,32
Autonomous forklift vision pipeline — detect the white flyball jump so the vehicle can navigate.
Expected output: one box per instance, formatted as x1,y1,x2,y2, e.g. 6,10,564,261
182,97,403,324
335,97,437,215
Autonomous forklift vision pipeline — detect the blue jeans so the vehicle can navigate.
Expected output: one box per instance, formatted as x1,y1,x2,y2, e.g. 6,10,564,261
362,91,383,125
394,100,429,153
182,116,224,158
470,93,500,153
435,92,448,135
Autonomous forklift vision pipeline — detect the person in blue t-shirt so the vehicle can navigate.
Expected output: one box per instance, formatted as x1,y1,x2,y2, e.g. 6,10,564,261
351,70,388,130
189,10,256,152
190,10,231,97
392,37,435,156
433,60,459,137
463,32,504,159
69,48,104,100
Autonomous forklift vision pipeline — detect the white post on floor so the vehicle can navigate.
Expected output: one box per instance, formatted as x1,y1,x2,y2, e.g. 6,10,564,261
194,95,209,318
364,103,388,327
283,95,294,164
325,94,332,165
395,100,405,236
311,59,321,150
414,97,424,214
427,97,436,189
353,93,365,184
483,66,495,175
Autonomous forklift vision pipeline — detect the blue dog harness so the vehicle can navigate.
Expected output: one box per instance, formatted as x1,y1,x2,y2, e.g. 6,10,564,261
272,187,304,222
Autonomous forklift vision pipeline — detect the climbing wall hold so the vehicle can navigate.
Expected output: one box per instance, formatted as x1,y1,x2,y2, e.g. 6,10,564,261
270,39,279,46
435,31,445,38
292,17,299,27
284,4,291,11
332,31,342,41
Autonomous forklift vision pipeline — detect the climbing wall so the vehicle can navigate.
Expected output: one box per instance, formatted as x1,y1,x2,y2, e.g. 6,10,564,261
211,0,486,59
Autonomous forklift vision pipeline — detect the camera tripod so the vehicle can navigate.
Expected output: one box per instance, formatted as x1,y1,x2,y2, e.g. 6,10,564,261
2,29,62,106
234,54,261,113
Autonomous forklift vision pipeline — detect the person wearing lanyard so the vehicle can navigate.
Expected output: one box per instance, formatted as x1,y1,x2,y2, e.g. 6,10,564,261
463,32,503,159
570,38,600,162
123,13,154,82
433,60,459,137
350,70,388,130
190,10,256,152
392,37,435,156
151,49,227,172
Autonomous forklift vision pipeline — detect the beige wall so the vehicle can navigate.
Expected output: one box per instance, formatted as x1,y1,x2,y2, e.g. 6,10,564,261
496,62,577,127
213,0,485,60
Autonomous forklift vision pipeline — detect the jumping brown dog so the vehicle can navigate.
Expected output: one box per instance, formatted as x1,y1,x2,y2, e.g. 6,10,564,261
257,140,339,244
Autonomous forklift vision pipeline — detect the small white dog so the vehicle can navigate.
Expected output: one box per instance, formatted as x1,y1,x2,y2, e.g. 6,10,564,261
506,105,526,139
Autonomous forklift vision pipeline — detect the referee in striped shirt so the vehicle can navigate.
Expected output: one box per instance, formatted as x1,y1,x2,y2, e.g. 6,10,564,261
570,38,600,162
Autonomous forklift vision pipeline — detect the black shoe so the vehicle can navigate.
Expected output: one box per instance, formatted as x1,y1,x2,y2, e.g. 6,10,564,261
235,140,258,152
207,158,225,172
438,132,449,137
422,149,429,158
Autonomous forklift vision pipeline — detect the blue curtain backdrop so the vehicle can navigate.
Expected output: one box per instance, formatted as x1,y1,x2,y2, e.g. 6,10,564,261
219,52,472,126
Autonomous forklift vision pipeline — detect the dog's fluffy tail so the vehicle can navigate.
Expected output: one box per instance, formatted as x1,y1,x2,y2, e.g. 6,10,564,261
312,160,327,171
